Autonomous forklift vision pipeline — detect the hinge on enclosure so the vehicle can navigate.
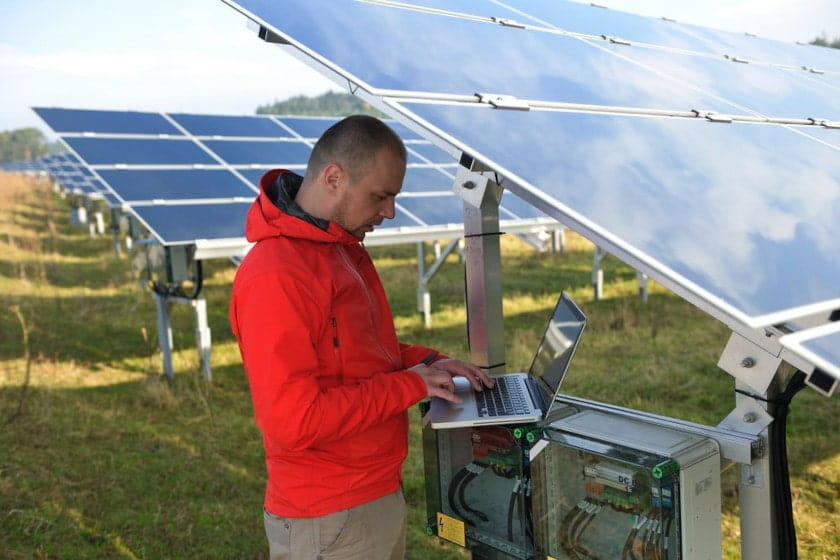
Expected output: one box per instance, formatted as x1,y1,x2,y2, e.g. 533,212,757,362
475,93,530,111
724,54,750,64
692,110,734,123
491,16,525,29
601,34,632,46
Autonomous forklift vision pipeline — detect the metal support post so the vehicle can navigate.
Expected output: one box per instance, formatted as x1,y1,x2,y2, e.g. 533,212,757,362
552,227,565,254
151,292,212,380
110,208,122,256
717,331,799,560
454,164,506,373
153,291,175,379
637,270,649,302
416,239,462,328
193,298,212,380
592,245,606,300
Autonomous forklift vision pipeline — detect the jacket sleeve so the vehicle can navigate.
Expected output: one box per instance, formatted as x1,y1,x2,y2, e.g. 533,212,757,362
231,268,429,452
399,343,449,367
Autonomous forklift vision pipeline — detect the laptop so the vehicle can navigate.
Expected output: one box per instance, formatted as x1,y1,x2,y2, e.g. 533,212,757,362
428,292,587,429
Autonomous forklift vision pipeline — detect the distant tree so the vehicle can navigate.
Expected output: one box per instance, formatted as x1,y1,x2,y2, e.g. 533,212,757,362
256,91,386,117
810,34,840,48
0,127,55,162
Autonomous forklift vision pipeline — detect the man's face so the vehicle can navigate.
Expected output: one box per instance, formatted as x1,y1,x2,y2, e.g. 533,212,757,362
333,148,405,240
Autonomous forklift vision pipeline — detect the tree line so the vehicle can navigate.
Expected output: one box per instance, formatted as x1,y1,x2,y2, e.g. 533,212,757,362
256,90,385,118
0,128,62,163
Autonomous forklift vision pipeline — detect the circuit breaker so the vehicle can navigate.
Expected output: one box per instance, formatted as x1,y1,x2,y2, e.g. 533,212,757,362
422,405,721,560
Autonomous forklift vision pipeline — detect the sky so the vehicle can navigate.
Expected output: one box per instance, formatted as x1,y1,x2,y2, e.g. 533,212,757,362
1,0,838,135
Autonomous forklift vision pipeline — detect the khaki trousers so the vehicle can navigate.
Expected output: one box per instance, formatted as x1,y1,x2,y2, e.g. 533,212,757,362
263,490,407,560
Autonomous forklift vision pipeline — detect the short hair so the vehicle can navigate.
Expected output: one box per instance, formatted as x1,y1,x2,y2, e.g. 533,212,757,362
306,115,406,181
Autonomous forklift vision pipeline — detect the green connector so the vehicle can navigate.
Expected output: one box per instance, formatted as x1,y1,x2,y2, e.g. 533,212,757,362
513,426,529,439
652,459,679,479
512,425,543,442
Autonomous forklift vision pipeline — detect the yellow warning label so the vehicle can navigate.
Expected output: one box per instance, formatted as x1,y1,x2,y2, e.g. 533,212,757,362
436,512,466,547
547,556,558,560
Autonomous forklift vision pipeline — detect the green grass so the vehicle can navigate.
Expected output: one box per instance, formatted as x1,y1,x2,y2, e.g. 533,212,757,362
1,173,837,559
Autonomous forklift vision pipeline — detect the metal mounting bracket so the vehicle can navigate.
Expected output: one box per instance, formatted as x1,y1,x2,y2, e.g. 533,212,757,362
717,331,782,395
491,16,525,29
724,54,750,64
475,93,530,111
717,397,774,437
454,166,502,210
692,110,734,123
601,35,632,46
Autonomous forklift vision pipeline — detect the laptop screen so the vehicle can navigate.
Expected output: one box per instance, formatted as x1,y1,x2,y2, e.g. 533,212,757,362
528,292,587,408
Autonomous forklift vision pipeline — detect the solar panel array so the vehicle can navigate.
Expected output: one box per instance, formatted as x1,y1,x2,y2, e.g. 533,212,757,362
33,107,556,250
221,0,840,394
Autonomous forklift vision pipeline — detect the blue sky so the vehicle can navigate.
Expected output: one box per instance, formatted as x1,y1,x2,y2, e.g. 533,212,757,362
1,0,837,134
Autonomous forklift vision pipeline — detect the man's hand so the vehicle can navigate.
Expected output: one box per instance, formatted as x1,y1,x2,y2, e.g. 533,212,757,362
409,363,463,403
429,358,494,392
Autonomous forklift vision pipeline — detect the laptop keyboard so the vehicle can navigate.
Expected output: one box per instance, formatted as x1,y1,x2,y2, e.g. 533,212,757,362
476,376,530,417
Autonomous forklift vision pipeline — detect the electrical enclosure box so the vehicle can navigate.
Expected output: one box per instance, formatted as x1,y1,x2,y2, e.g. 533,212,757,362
532,409,721,560
422,415,537,559
133,243,197,290
422,405,721,560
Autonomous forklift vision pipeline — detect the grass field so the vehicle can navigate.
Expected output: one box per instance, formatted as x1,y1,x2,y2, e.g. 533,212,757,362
1,172,837,559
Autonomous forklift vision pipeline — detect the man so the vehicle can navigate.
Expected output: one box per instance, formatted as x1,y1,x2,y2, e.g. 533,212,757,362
229,115,493,559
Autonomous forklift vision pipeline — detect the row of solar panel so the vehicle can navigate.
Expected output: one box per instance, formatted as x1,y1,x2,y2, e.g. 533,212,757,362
34,108,554,246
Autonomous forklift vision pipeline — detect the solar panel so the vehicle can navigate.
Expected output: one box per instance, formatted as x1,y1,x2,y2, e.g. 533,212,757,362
200,139,312,165
95,169,256,202
228,0,748,115
169,113,293,138
387,100,840,327
275,116,339,138
63,137,217,166
130,202,252,245
33,107,182,135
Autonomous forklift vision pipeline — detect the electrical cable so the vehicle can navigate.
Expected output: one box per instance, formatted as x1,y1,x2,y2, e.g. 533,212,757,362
571,500,600,560
769,370,807,560
559,502,586,559
447,467,473,526
458,470,489,523
506,479,519,541
621,516,640,560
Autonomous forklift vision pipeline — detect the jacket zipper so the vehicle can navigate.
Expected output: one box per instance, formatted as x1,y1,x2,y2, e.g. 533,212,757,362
330,316,342,382
335,245,399,368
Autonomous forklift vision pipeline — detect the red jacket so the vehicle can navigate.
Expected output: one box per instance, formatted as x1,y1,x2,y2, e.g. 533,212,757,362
230,169,439,517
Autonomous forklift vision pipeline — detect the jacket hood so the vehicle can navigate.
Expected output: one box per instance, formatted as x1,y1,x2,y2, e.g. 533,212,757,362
245,169,359,245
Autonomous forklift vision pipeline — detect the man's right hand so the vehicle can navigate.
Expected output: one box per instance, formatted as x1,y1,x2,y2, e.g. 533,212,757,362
409,363,463,404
